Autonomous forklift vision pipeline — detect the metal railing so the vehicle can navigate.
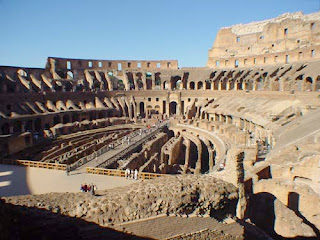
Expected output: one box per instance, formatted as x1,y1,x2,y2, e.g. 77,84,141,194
0,159,67,170
86,167,162,179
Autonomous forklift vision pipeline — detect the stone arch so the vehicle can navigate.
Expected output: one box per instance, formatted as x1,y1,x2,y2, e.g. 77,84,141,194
155,72,161,90
256,77,264,90
221,78,227,90
65,81,73,92
34,118,42,132
197,81,203,90
53,115,61,125
63,114,70,124
72,113,79,122
189,81,195,90
171,76,181,90
229,79,236,90
205,80,211,89
13,121,22,133
139,102,145,118
200,139,210,173
25,120,33,131
146,72,152,90
126,72,135,90
316,76,320,91
1,123,10,135
136,72,143,89
163,81,168,90
169,101,177,115
237,79,243,90
304,77,313,91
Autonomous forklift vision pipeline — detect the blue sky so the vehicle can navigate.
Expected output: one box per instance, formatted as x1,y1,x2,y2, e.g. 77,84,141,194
0,0,319,68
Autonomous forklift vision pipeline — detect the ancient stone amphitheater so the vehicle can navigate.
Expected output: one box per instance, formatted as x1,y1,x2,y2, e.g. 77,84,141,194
1,11,320,240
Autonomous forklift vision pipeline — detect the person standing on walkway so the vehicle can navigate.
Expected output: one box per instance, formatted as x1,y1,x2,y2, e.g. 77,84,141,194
134,169,138,180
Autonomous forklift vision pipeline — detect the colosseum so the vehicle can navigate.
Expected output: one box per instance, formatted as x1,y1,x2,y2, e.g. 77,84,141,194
0,11,320,240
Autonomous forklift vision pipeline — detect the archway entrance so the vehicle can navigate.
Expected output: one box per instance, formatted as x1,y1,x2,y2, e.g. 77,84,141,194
169,101,177,115
139,102,145,118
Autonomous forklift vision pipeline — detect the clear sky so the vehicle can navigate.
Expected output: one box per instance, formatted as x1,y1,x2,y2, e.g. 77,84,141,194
0,0,319,68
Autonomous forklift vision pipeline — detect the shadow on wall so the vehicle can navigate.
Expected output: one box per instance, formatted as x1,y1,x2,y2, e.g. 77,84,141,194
246,192,319,240
0,164,31,197
0,199,154,240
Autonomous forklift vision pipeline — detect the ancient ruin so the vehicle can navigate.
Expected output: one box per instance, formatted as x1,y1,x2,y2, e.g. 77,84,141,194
1,11,320,239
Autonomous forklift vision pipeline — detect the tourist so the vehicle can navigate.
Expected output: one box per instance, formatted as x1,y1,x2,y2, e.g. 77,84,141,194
66,166,70,176
90,183,95,196
130,169,134,179
125,168,130,179
83,183,88,192
134,169,138,180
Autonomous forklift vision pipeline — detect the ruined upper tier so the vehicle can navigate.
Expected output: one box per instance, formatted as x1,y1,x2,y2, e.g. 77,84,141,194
207,11,320,68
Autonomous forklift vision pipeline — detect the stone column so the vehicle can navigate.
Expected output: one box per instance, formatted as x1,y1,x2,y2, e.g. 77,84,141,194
151,74,155,90
183,139,191,173
234,81,239,90
195,140,202,174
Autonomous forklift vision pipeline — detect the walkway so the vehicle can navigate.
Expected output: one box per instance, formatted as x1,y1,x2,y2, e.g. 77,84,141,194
0,164,136,197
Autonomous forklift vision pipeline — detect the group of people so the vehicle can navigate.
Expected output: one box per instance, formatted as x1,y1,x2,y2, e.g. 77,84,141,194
125,168,138,180
80,183,96,195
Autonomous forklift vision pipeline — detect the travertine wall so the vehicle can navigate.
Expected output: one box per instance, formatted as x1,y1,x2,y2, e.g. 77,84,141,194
208,12,320,68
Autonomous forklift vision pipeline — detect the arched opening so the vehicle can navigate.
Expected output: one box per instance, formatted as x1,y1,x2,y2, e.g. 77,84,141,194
89,112,96,121
155,72,161,90
237,79,243,90
65,81,73,92
170,76,181,90
200,140,209,173
304,77,313,91
98,112,104,119
53,115,61,125
25,120,33,132
146,72,152,90
13,121,22,133
205,80,211,89
123,102,129,117
1,123,10,135
126,72,135,90
131,104,135,119
229,80,235,90
63,115,70,124
136,73,143,89
221,78,227,90
256,77,264,90
163,81,168,90
189,81,195,90
72,113,79,122
189,141,198,169
197,81,203,90
34,118,42,132
139,102,145,118
169,101,177,115
316,76,320,91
